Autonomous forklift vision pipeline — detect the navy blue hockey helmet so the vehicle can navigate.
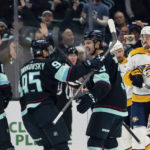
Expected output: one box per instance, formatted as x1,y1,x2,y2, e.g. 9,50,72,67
84,30,103,43
66,47,78,56
31,39,50,57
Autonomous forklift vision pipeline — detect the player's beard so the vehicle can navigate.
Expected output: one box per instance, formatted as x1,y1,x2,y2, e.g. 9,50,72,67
117,57,124,63
142,43,150,52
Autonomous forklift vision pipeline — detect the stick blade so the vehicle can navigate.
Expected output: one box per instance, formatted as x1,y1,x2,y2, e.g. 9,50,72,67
108,19,116,33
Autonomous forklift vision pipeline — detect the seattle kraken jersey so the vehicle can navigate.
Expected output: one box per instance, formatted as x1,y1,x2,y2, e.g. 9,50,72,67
0,62,12,117
18,59,52,116
19,57,91,116
86,53,128,117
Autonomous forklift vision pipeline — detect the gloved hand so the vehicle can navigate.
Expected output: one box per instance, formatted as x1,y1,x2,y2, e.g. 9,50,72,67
76,92,95,113
83,54,103,71
3,97,10,109
130,69,144,88
1,86,12,109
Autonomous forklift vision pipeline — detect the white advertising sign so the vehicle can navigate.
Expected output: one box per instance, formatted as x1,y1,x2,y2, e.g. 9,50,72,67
5,101,91,150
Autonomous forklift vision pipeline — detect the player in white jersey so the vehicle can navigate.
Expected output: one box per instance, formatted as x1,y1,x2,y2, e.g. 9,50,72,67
123,26,150,150
110,40,133,150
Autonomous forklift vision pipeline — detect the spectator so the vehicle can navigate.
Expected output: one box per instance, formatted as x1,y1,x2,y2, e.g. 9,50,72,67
19,0,80,33
80,0,109,34
118,25,130,44
124,0,150,24
114,11,128,35
59,28,75,53
0,19,11,44
49,0,69,21
129,20,144,49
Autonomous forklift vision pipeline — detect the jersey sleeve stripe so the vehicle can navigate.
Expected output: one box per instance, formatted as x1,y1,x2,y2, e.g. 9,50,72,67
93,72,110,85
0,81,10,86
66,67,72,82
54,65,70,82
96,81,111,88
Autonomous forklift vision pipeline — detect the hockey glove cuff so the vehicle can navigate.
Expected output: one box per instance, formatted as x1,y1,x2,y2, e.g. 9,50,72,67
76,92,95,113
129,69,143,88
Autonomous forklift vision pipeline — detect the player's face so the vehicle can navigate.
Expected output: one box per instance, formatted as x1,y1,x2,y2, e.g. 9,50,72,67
141,34,150,51
84,40,95,56
112,48,125,63
68,53,78,65
43,50,50,58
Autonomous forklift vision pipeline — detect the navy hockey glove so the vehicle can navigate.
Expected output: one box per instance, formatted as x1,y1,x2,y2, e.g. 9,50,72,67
83,55,103,71
76,93,95,113
3,97,10,109
1,86,12,109
130,69,143,88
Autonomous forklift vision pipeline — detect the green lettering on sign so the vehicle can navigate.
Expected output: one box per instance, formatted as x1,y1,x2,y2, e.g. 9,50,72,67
16,135,24,145
18,122,26,133
9,122,17,133
25,135,33,145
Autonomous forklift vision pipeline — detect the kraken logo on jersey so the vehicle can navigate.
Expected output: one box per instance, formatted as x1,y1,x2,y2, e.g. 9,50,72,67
137,65,150,88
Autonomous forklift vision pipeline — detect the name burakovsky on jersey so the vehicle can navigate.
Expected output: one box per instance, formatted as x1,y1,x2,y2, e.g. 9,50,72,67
20,62,45,75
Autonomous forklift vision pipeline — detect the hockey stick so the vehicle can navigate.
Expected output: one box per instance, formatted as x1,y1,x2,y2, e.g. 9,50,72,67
123,122,141,144
52,19,117,125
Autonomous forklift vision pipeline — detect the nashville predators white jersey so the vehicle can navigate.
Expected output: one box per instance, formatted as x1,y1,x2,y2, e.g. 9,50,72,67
119,57,132,106
123,47,150,103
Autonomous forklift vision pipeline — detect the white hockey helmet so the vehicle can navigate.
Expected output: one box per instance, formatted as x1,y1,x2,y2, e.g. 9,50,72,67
109,40,124,53
141,26,150,35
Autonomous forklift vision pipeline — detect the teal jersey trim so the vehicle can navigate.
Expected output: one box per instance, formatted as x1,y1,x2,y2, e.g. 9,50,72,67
55,65,70,82
0,81,9,85
0,73,9,85
22,102,41,116
33,137,42,142
93,72,110,85
88,146,102,150
93,108,128,117
0,112,6,120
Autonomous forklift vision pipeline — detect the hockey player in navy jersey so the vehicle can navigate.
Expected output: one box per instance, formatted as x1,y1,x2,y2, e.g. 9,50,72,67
18,39,103,150
75,30,128,150
0,62,14,150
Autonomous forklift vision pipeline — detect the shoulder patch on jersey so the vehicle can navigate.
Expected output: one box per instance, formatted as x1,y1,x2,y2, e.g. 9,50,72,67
130,47,147,57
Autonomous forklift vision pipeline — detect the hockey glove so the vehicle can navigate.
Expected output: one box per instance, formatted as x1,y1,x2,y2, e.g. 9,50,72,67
83,54,103,71
1,86,12,109
3,97,10,109
76,92,95,113
129,69,144,88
